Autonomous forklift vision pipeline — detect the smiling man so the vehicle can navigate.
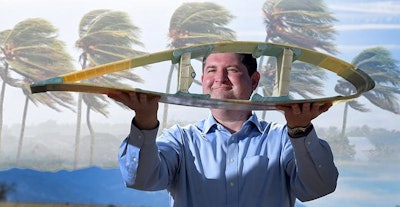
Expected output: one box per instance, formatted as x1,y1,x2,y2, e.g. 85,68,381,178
109,53,338,207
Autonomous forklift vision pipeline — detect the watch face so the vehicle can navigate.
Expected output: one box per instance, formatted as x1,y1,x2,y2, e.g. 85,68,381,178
288,124,313,138
292,128,305,135
289,127,306,133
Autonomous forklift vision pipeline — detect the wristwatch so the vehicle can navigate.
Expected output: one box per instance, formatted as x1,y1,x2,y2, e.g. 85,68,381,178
287,123,313,138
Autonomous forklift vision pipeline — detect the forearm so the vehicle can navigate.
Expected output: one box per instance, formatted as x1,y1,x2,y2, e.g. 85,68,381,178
288,129,338,201
118,120,168,191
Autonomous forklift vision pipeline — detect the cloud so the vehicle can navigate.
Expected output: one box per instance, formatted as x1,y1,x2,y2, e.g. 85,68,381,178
329,1,400,15
335,24,400,31
337,44,400,51
328,1,400,27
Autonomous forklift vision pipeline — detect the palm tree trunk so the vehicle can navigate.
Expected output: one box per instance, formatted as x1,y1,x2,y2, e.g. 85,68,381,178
86,105,95,166
74,53,88,169
257,36,269,72
0,65,9,153
16,96,29,166
341,102,349,137
73,94,82,169
260,36,269,120
162,64,176,129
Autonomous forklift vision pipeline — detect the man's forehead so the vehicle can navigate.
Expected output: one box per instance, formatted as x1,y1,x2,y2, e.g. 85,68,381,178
204,53,243,63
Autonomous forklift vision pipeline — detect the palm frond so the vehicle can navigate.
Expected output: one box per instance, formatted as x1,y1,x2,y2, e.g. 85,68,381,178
348,100,369,112
262,0,337,54
1,18,76,111
168,2,236,48
363,85,400,114
76,9,146,114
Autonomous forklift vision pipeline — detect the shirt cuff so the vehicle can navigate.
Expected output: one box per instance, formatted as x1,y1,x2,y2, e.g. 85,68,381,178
128,118,159,147
289,128,319,154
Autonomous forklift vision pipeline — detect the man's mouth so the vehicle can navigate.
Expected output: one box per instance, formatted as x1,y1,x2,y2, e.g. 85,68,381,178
211,85,232,91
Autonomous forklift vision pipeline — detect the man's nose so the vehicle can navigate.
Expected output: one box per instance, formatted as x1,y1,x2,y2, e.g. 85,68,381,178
214,69,228,82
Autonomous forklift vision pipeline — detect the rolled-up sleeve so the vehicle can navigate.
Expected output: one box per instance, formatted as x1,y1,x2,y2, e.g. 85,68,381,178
287,128,339,201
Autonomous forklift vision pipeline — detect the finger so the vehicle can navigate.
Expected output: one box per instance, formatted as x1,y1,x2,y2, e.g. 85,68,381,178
138,93,147,103
319,102,333,113
311,102,320,115
292,104,301,115
149,95,161,103
108,91,127,103
302,102,311,113
128,92,140,104
107,92,119,100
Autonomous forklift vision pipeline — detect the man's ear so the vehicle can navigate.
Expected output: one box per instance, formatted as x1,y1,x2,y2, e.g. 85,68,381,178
251,72,260,90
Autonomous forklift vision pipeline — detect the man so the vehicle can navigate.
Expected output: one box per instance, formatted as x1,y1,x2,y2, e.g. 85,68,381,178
109,53,338,207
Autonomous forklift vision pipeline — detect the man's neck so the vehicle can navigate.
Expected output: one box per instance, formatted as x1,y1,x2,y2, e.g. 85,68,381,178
211,109,252,133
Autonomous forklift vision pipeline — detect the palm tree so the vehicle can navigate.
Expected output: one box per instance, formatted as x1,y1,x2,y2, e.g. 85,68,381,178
335,47,400,136
0,182,15,201
260,0,337,102
75,9,146,167
0,29,12,152
0,18,75,161
163,2,236,128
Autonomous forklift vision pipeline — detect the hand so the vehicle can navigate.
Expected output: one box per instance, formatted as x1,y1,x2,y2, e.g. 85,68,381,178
276,102,332,128
108,91,160,130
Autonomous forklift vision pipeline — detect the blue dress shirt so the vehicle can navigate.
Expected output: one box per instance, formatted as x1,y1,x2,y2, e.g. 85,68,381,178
119,113,338,207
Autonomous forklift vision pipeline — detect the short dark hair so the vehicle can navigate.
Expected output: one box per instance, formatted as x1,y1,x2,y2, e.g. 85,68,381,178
202,53,257,76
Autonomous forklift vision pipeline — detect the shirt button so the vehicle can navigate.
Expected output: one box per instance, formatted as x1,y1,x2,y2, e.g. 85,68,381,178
318,164,322,168
230,182,235,187
133,157,138,162
307,141,311,145
138,135,143,139
229,158,234,163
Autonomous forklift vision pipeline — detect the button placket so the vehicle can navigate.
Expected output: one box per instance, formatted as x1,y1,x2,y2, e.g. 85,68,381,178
225,135,239,207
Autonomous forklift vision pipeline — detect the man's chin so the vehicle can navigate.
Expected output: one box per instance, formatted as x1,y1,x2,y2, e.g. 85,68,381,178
210,93,234,100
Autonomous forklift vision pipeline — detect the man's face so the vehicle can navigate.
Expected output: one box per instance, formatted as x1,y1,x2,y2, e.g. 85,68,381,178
201,53,259,100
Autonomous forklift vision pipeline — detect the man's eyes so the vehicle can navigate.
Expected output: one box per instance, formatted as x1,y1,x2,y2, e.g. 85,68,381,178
205,67,240,73
227,67,239,72
206,68,216,73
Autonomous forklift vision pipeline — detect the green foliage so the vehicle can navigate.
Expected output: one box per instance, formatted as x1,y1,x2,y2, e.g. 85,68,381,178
262,0,337,53
335,47,400,138
319,126,355,160
168,2,236,48
347,125,400,162
355,47,400,114
75,9,146,117
3,18,74,78
76,9,145,65
260,61,327,98
337,47,400,114
319,125,400,162
0,18,76,112
260,0,336,99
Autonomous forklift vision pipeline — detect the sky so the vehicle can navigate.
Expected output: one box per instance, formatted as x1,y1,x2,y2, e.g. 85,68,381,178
0,0,399,131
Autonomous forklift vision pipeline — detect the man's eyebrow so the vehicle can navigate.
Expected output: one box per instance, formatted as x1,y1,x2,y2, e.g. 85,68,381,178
206,63,240,68
204,65,216,69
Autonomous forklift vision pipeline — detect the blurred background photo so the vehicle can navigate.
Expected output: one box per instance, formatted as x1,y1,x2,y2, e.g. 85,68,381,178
0,0,399,206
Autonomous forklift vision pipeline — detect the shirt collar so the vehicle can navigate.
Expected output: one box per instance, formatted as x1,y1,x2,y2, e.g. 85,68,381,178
202,113,218,134
201,113,263,134
245,113,264,133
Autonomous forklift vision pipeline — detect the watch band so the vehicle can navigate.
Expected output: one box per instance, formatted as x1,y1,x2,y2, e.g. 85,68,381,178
287,123,313,138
